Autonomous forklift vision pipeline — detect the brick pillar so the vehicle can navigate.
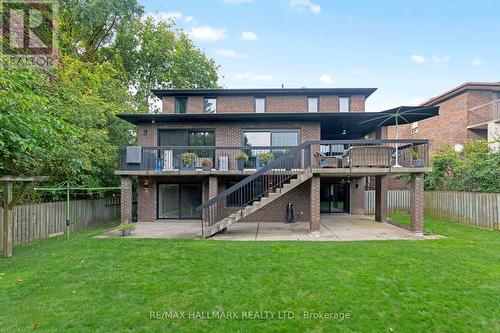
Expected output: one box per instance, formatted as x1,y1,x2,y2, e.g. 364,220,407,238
349,177,365,215
203,176,218,226
310,175,320,236
410,173,424,236
120,176,132,223
375,175,388,222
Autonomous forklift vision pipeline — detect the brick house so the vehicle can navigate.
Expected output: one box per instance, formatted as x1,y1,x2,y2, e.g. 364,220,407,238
388,82,500,153
116,88,438,237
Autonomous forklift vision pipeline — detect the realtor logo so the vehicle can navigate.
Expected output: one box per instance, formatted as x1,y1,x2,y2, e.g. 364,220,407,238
1,0,58,67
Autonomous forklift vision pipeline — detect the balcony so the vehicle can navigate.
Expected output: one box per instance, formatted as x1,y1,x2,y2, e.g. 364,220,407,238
117,139,430,175
468,99,500,128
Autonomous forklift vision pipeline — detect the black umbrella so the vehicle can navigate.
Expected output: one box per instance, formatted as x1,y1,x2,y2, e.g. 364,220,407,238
358,106,439,167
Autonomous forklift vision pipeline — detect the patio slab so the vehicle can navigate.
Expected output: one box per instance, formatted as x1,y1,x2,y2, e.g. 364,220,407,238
96,215,441,241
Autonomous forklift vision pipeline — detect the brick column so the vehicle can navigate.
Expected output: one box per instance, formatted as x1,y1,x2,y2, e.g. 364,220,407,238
349,177,365,215
410,173,424,236
120,176,132,223
375,175,388,222
309,175,320,236
203,176,218,226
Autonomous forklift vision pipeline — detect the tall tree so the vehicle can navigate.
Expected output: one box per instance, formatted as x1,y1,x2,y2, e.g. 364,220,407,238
112,17,219,112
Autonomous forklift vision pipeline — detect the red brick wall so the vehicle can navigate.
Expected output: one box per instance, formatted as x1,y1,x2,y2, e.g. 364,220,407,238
351,95,366,112
138,121,321,146
240,180,311,223
162,94,366,114
349,177,365,214
387,90,495,155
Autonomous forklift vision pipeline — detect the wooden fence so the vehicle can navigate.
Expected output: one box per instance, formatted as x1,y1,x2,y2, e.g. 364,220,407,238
0,198,120,246
365,190,500,230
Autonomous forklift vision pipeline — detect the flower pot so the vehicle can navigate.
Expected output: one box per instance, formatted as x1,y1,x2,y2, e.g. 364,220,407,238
121,229,132,236
181,162,195,170
237,158,246,171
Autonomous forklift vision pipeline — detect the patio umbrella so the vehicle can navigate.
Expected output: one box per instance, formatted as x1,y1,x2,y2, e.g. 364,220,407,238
358,106,439,167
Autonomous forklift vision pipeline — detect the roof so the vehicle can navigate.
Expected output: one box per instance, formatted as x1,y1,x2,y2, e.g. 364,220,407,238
151,87,377,99
117,106,439,139
421,82,500,106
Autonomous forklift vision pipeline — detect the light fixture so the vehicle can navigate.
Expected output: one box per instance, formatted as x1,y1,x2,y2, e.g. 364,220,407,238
143,180,149,189
341,126,347,135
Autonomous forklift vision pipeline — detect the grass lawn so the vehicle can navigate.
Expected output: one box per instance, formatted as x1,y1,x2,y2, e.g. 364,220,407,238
1,216,499,333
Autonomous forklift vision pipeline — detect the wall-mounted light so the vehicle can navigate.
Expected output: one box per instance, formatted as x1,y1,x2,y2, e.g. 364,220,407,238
341,126,347,135
143,180,149,190
143,129,148,136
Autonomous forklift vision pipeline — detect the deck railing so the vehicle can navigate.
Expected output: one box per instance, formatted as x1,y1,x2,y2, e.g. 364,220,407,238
468,99,500,127
118,139,429,172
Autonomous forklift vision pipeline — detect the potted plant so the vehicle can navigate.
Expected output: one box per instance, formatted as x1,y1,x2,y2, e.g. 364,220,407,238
411,149,425,167
118,221,135,236
201,158,212,171
236,151,249,171
258,152,274,168
180,152,198,170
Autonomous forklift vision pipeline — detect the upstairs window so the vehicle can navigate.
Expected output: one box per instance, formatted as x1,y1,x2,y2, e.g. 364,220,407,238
204,98,217,114
175,97,187,114
308,97,319,112
410,122,419,134
255,97,266,113
339,96,350,112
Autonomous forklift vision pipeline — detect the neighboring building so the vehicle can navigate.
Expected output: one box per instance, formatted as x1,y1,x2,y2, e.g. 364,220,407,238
388,82,500,153
116,88,438,237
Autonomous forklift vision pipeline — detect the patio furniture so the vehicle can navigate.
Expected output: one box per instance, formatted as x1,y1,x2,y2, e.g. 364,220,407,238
314,152,342,168
342,146,395,168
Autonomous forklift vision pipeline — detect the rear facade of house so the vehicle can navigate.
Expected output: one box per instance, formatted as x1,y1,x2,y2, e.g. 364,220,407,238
388,82,500,153
117,88,435,237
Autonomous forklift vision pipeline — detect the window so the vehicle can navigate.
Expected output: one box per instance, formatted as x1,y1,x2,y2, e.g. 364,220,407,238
243,130,300,168
308,97,319,112
339,97,350,112
175,97,187,113
158,130,215,168
410,122,419,134
204,98,217,114
255,97,266,113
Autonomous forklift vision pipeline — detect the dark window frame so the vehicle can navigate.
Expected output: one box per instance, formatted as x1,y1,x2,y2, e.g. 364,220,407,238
175,97,188,114
156,182,203,220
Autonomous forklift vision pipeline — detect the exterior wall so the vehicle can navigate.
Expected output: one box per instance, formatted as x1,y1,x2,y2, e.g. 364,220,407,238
240,180,311,223
120,177,133,223
161,94,366,114
349,177,365,214
138,121,321,147
387,90,495,155
350,95,366,112
137,176,157,222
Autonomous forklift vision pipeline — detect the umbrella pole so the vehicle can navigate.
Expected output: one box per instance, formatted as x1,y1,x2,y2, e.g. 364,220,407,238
394,114,402,167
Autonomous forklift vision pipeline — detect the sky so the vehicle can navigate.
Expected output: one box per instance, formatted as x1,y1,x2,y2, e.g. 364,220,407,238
140,0,500,111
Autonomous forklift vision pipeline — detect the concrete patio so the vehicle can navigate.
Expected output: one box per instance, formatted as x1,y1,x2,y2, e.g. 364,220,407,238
96,214,440,241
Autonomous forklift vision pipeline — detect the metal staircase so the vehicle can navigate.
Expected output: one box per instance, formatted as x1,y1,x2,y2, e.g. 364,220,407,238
199,143,313,238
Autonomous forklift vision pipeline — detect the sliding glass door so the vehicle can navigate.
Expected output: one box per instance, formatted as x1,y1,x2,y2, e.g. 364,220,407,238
158,183,202,219
158,130,215,169
242,129,299,168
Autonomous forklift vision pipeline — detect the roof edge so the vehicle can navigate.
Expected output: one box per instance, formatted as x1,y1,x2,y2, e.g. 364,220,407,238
151,87,378,99
421,82,500,106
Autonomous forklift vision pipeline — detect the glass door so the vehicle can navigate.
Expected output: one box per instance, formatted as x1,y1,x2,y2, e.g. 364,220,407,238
320,182,349,213
158,183,202,219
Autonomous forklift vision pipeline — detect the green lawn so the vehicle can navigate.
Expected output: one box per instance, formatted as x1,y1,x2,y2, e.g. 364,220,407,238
1,216,499,333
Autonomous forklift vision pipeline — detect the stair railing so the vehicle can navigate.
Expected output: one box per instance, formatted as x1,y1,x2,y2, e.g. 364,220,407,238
198,142,313,235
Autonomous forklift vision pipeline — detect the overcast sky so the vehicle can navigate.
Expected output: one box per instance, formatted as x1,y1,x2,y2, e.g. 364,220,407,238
140,0,499,111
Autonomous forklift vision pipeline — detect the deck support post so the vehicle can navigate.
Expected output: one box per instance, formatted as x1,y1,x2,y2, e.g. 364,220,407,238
309,175,320,236
375,175,388,223
410,173,424,236
120,176,133,223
